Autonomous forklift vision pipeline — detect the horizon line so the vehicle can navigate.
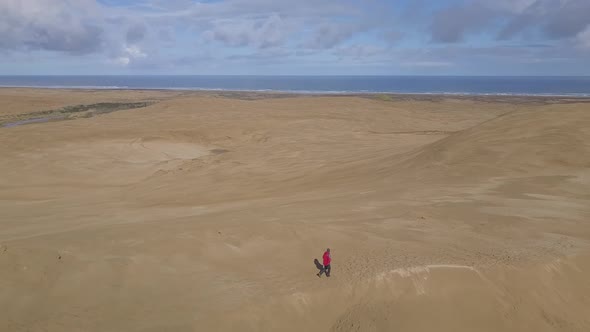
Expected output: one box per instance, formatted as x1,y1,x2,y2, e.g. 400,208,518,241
1,74,590,77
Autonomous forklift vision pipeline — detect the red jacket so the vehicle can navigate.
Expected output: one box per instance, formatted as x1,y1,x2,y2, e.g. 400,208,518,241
323,251,331,266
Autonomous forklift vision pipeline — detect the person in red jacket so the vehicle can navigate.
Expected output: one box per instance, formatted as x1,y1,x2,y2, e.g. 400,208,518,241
317,248,331,277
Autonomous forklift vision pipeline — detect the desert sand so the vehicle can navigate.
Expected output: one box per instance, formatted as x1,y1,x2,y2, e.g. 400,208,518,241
1,88,590,331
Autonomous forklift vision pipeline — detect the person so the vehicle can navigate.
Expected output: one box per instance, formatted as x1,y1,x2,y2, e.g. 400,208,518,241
318,248,331,277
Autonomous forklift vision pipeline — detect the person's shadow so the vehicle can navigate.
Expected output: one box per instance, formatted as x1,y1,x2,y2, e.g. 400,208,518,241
314,259,324,277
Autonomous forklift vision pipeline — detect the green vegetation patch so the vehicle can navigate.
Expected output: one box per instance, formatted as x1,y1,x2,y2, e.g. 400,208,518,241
374,94,394,102
1,101,154,128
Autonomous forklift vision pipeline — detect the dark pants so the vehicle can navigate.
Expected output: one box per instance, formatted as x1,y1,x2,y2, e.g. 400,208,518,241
319,264,331,277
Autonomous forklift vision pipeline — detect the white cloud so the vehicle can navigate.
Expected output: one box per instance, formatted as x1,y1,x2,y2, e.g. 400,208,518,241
112,45,147,66
126,45,147,58
0,0,588,74
112,56,130,66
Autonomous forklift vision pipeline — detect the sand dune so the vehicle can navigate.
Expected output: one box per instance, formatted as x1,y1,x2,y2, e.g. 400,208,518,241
1,89,589,331
400,105,590,176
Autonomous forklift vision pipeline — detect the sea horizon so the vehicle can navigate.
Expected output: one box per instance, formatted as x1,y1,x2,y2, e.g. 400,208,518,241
1,75,589,97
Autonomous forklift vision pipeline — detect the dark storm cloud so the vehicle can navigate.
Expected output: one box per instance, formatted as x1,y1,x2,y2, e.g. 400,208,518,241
306,23,366,49
0,0,105,54
126,23,147,44
430,3,497,43
429,0,590,43
500,0,590,40
203,14,288,49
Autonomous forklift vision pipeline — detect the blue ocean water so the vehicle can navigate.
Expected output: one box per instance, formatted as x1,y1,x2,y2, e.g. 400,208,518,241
0,75,589,96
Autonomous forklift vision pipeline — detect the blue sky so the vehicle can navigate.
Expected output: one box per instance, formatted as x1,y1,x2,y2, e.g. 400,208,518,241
1,0,589,75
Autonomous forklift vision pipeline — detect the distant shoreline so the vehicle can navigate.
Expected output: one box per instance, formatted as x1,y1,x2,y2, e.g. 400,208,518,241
1,86,590,100
1,75,589,97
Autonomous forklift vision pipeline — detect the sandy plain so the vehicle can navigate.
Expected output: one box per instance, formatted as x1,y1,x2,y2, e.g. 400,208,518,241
1,88,590,331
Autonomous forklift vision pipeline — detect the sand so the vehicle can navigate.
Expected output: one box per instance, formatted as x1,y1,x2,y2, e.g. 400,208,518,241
1,88,589,331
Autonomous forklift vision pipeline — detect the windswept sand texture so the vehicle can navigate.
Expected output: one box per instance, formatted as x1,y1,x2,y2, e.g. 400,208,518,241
1,89,590,331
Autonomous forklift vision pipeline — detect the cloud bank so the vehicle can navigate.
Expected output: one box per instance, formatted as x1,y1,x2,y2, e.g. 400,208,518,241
0,0,588,75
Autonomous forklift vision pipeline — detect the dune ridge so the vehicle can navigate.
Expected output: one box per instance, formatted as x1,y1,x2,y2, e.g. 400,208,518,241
0,89,589,331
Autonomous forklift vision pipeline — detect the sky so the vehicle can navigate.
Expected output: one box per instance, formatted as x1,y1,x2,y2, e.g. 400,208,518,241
1,0,589,75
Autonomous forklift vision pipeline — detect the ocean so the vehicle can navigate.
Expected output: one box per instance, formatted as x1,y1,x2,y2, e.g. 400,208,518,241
0,75,589,97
